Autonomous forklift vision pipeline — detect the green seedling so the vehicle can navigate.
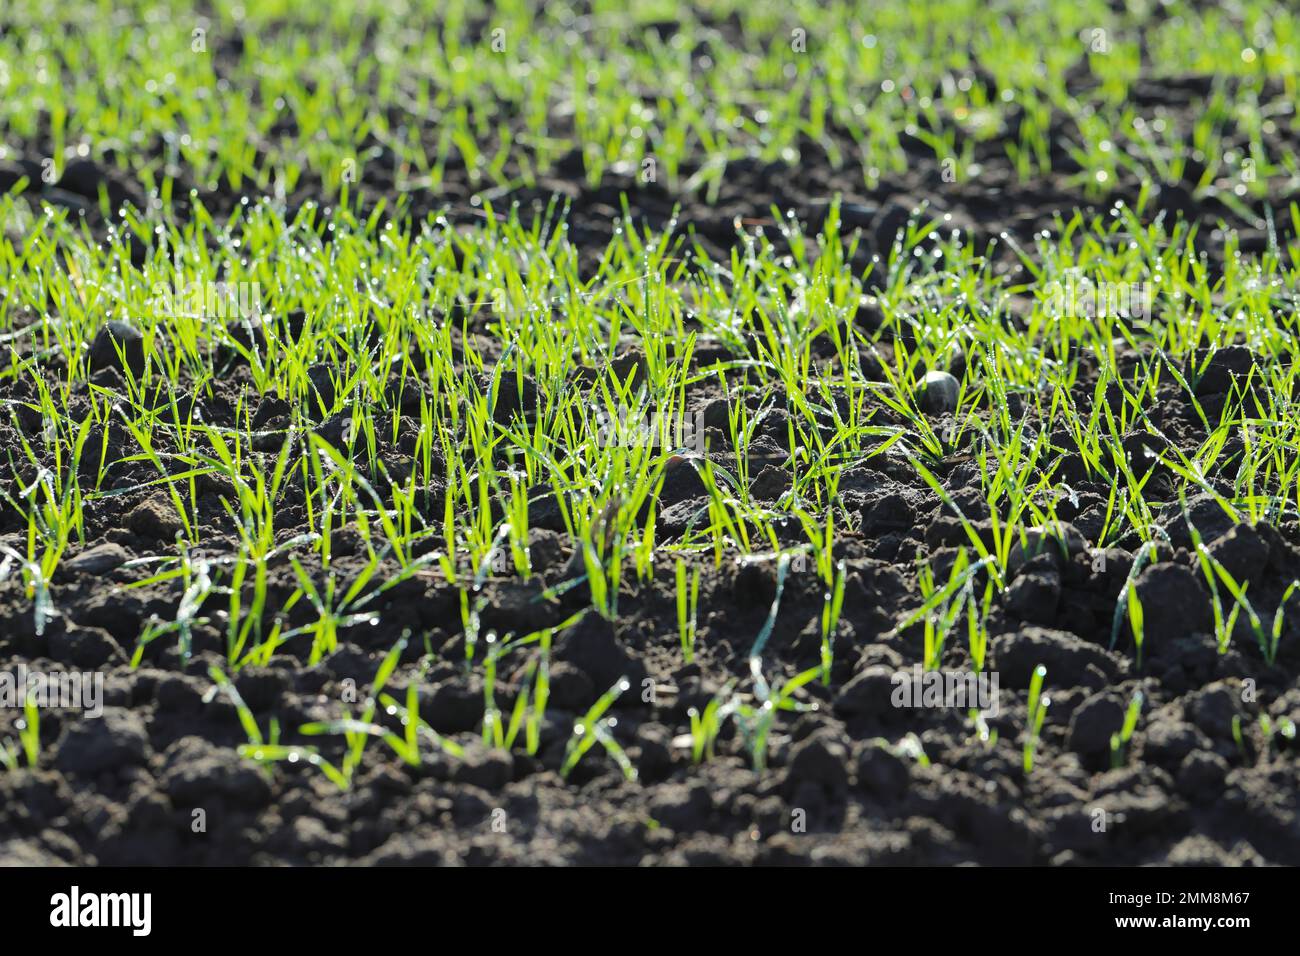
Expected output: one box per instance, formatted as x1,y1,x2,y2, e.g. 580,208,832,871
1024,664,1049,775
1110,689,1144,768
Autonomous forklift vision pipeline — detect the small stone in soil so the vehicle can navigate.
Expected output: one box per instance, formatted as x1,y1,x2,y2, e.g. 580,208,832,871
916,370,960,415
88,321,147,378
64,542,130,575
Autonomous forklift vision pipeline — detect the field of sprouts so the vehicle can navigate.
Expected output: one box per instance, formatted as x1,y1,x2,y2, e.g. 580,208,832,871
2,0,1300,868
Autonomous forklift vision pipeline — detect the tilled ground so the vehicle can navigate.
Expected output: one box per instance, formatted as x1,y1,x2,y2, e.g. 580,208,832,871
3,352,1299,865
3,65,1300,865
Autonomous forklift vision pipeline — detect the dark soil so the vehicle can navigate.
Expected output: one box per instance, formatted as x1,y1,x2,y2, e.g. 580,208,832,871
4,40,1300,864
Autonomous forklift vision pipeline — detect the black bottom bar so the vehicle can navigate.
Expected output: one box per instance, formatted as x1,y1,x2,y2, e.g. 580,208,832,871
0,865,1276,941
